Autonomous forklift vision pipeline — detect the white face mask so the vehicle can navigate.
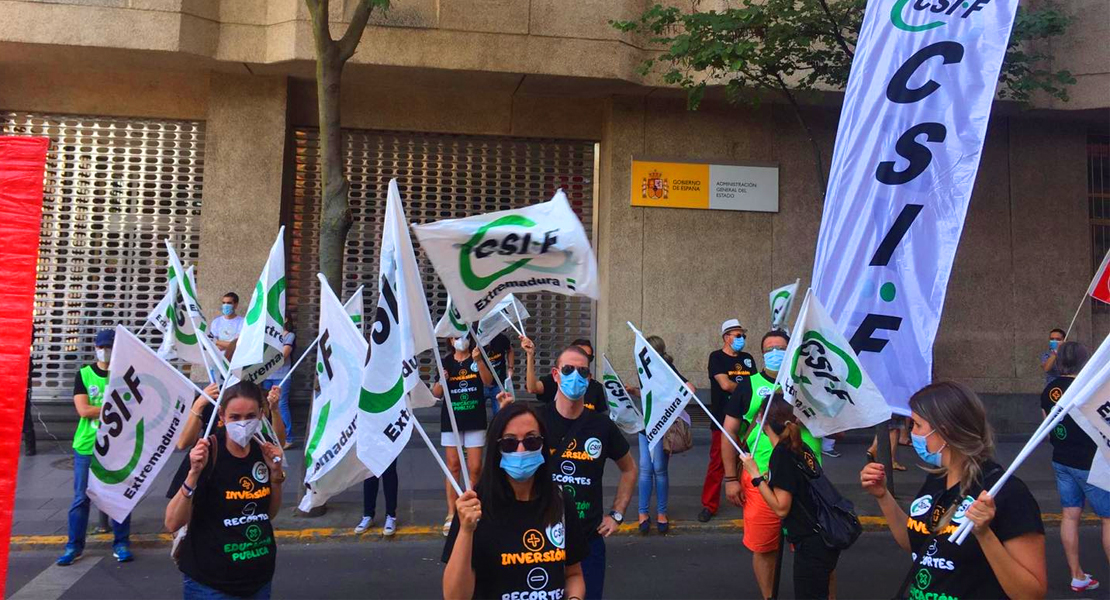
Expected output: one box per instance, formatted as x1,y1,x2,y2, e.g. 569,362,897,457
226,418,261,447
452,338,470,352
95,348,109,364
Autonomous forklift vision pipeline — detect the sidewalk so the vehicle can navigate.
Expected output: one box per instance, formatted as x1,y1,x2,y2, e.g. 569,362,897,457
10,420,1079,548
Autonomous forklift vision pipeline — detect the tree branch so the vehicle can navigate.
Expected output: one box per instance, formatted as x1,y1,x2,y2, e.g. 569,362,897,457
773,72,827,197
338,0,376,62
305,0,333,48
815,0,854,59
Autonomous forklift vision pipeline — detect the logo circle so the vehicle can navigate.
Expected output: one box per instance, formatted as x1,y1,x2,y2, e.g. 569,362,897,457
526,567,549,591
584,437,602,459
522,529,545,552
545,522,565,549
563,485,576,497
245,524,262,542
253,461,270,483
914,568,932,590
909,495,933,517
560,461,576,475
239,476,255,492
1054,424,1068,440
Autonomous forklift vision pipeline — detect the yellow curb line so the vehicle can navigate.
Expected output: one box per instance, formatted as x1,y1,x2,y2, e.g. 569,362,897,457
8,513,1098,550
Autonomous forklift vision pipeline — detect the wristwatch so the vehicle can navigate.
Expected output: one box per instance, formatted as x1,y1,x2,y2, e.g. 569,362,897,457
750,476,765,488
608,510,624,525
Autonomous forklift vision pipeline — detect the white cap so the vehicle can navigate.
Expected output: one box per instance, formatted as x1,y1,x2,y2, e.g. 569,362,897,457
720,319,744,335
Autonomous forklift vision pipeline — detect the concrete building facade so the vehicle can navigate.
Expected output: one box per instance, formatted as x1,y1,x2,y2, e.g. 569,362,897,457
2,0,1107,432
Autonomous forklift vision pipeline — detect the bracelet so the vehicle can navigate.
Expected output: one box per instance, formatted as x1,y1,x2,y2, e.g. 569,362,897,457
724,476,738,482
182,482,195,498
191,409,203,419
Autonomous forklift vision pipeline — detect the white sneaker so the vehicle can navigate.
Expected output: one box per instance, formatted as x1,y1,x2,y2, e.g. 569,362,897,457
443,516,453,537
354,516,373,534
383,516,397,537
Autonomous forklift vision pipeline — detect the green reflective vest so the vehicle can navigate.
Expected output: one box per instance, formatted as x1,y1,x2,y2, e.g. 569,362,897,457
73,365,108,456
742,372,822,472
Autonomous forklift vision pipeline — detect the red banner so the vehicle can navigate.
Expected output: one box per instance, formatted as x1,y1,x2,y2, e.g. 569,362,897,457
0,136,49,595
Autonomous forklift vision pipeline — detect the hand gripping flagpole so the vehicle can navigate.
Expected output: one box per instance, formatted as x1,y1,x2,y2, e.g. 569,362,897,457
468,323,508,397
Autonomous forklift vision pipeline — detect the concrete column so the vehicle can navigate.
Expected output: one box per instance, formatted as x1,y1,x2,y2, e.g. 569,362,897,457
197,73,289,318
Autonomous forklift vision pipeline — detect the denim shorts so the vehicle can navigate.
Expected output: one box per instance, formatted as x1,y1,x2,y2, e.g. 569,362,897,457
1052,461,1110,517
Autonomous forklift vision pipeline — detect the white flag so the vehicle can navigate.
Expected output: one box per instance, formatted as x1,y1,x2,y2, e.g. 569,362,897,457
300,275,371,512
345,286,365,333
1058,333,1110,490
769,279,800,331
230,228,287,383
811,0,1020,416
601,355,643,435
357,180,437,477
146,270,175,337
86,326,199,523
433,294,469,339
630,323,692,452
162,244,226,376
413,189,599,322
474,295,530,346
778,291,891,437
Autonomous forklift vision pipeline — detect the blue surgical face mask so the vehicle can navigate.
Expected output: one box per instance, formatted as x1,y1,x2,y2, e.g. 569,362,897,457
500,449,544,481
221,303,234,316
730,336,746,352
1049,339,1059,351
911,429,946,467
559,370,589,401
763,349,785,372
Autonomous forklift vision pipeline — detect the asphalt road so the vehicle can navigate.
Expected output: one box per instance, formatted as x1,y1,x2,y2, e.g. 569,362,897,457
6,528,1107,599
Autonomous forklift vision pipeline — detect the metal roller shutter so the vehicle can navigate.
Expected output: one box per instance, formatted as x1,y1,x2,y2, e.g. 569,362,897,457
289,128,597,406
1,111,205,435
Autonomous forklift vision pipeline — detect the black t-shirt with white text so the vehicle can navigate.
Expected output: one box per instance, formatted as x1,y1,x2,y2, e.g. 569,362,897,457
442,489,587,600
903,462,1043,600
539,402,629,539
439,352,488,432
484,334,512,383
707,349,755,421
1041,377,1097,470
178,431,276,597
767,443,821,542
537,374,607,414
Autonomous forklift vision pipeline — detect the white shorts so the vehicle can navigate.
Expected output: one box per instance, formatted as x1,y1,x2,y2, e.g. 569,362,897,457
441,429,486,449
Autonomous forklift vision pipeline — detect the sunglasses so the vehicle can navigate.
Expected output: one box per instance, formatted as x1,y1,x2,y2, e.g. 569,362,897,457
498,435,544,454
559,364,590,378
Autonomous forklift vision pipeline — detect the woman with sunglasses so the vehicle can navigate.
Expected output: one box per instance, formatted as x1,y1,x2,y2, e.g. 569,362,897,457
443,402,587,600
434,334,494,536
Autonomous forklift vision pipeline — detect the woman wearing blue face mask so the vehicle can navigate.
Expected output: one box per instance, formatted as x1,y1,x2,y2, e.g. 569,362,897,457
860,382,1047,599
443,403,586,600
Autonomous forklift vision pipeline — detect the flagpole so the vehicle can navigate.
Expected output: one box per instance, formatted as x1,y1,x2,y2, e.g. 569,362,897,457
689,394,746,457
511,302,527,338
468,323,507,396
500,313,523,337
1064,295,1086,340
432,347,472,490
412,418,464,496
276,286,364,390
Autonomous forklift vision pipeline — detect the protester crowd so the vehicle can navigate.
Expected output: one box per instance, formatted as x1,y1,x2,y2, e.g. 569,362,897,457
54,285,1109,600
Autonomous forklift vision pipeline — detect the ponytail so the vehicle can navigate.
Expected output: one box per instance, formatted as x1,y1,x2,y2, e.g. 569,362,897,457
764,394,803,454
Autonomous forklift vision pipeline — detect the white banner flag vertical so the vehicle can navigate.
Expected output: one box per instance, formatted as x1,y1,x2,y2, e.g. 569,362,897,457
230,228,287,383
601,355,643,435
345,286,365,333
300,275,372,512
810,0,1020,415
357,179,437,477
87,326,203,523
769,279,800,331
629,323,692,452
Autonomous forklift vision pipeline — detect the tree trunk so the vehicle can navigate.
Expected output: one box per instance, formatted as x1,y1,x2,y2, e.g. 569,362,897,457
775,75,828,200
317,48,352,288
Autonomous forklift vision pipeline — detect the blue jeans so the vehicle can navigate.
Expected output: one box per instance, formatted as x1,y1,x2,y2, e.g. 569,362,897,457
261,378,293,443
638,433,670,516
67,452,130,553
485,384,501,416
1053,461,1110,517
363,460,398,518
581,535,606,600
183,574,271,599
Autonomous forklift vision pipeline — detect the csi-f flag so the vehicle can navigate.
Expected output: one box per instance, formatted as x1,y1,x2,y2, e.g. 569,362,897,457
770,279,800,331
163,243,227,376
413,189,599,322
601,355,643,435
230,228,287,383
300,274,371,512
86,326,201,524
474,294,530,346
629,323,692,452
357,180,437,477
345,286,365,333
433,294,469,339
778,291,891,437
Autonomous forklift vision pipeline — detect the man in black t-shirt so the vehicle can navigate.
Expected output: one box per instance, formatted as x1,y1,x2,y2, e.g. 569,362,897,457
699,318,756,522
522,336,607,414
1041,341,1109,593
537,344,635,600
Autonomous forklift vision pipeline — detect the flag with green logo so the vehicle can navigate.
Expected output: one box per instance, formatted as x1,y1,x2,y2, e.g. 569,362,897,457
345,285,364,334
769,279,800,331
413,189,599,322
300,274,371,512
433,294,469,339
601,354,643,435
629,323,692,452
357,180,437,477
87,326,200,523
230,228,287,383
474,294,529,346
778,291,890,437
161,244,223,373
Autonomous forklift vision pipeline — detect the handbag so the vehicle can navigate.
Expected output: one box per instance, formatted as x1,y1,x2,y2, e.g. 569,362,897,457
662,417,693,454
